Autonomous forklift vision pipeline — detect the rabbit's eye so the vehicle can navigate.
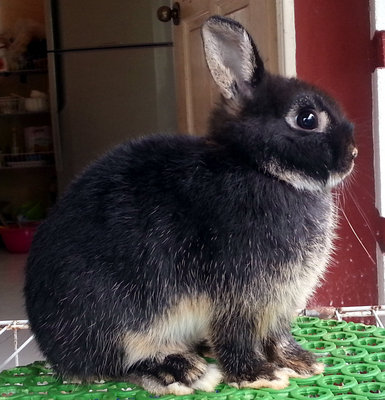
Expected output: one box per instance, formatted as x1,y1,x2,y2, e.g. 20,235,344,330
296,110,318,130
285,107,329,133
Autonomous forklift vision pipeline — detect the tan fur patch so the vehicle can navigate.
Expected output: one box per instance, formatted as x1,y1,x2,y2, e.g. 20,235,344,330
229,368,289,390
166,382,194,395
130,376,194,395
312,362,325,375
122,296,212,367
191,364,223,392
255,217,335,339
279,367,312,379
157,372,176,385
238,375,289,390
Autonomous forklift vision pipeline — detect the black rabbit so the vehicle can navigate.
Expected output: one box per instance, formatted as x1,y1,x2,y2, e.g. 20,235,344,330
25,16,357,395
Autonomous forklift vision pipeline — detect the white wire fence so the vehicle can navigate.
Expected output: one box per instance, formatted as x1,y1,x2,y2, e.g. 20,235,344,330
0,320,33,371
1,305,385,372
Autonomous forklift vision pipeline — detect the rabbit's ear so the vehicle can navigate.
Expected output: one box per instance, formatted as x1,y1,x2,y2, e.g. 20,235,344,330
201,16,264,101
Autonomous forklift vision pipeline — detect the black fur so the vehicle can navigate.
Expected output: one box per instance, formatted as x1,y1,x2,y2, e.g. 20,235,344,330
24,16,356,393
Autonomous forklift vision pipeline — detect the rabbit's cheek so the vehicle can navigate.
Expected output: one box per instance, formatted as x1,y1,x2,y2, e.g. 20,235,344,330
328,122,356,171
263,159,324,192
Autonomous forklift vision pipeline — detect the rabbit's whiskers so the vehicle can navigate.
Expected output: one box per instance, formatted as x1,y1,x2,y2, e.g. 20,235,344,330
339,204,376,265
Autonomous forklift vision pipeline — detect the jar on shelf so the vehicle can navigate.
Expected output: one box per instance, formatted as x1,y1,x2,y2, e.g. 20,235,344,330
0,41,8,72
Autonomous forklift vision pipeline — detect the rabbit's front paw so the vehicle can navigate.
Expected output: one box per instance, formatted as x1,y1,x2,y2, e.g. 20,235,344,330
264,336,324,378
228,364,289,390
281,362,325,379
191,363,223,391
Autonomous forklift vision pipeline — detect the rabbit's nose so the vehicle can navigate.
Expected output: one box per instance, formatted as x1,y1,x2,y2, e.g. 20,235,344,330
352,147,358,159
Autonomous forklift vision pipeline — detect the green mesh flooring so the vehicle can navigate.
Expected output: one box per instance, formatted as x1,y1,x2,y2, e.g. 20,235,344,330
2,317,385,399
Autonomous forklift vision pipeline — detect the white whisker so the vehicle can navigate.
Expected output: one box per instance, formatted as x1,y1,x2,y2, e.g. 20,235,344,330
346,188,377,241
340,207,376,265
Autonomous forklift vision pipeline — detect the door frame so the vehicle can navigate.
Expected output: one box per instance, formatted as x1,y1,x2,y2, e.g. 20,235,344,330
276,0,296,77
371,0,385,304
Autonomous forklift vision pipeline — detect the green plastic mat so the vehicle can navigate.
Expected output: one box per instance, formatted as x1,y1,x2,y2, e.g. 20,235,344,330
2,317,385,399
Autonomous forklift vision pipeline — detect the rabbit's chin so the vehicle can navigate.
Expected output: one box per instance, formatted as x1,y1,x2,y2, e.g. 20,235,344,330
325,171,352,189
264,160,353,192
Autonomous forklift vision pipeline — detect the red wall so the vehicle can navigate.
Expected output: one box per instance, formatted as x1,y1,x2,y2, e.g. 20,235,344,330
295,0,378,307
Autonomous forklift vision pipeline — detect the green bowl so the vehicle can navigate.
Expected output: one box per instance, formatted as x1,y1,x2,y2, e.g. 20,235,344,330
302,340,336,356
291,325,301,336
323,332,358,347
317,375,358,395
344,323,377,338
296,328,328,342
341,363,380,383
331,346,369,363
136,393,177,400
353,382,385,399
331,395,370,400
290,386,333,400
353,337,385,353
364,352,385,371
0,384,27,397
315,319,348,332
374,328,385,339
295,316,320,328
290,374,323,387
228,389,273,400
258,380,298,397
293,336,308,346
318,356,346,375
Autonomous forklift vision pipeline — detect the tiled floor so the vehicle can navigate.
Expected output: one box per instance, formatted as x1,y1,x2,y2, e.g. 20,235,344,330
0,249,44,371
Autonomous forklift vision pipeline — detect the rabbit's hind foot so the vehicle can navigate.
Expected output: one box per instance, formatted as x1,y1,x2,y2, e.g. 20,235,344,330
128,353,222,395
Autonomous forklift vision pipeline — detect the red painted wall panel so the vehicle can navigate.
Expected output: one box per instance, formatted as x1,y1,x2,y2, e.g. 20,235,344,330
294,0,378,307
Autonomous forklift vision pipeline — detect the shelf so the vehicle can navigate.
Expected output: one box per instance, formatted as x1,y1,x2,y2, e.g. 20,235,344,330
0,164,55,170
0,111,50,117
0,164,54,170
0,152,55,169
0,69,48,76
